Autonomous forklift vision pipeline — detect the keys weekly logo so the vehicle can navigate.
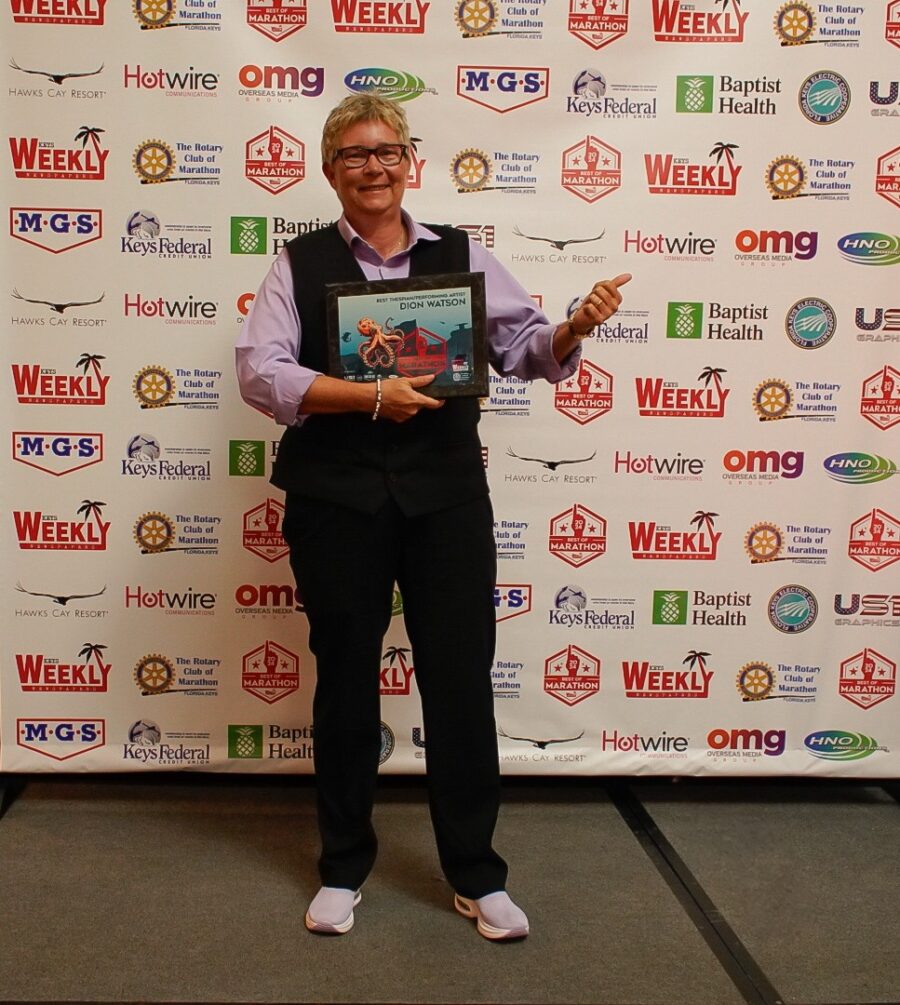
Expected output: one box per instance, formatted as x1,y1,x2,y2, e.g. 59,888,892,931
622,649,714,698
12,353,108,405
635,366,729,418
14,499,109,551
16,643,110,692
645,141,741,195
9,126,107,180
331,0,429,33
10,0,106,24
652,0,748,43
629,510,721,561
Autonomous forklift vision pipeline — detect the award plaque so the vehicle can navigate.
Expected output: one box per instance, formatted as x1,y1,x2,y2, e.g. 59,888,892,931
325,271,488,398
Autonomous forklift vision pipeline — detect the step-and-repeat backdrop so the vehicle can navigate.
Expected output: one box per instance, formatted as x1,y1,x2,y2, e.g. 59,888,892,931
2,0,898,776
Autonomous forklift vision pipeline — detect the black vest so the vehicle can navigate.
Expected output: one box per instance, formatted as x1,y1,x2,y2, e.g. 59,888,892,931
271,224,488,516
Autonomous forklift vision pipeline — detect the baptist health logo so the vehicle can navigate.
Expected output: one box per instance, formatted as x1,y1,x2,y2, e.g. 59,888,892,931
231,216,267,255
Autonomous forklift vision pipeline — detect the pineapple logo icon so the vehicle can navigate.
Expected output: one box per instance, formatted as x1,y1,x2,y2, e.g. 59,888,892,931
653,590,688,625
228,724,264,758
229,440,265,477
667,302,704,339
231,216,268,255
676,76,713,114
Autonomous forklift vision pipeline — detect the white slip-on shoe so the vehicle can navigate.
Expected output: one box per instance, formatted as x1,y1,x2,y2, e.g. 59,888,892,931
305,887,362,934
454,891,529,940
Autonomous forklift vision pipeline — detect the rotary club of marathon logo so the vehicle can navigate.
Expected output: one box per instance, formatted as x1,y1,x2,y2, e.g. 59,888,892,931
132,366,220,410
543,644,600,706
860,365,900,430
133,652,219,697
242,641,299,704
454,0,543,39
548,504,607,568
245,127,305,195
132,138,222,185
561,136,621,203
554,358,613,424
449,149,537,195
752,377,838,422
242,499,289,562
765,156,852,202
246,0,307,40
133,512,219,556
132,0,221,31
744,522,828,566
734,660,819,704
839,648,896,710
568,0,629,50
848,508,900,572
773,1,862,47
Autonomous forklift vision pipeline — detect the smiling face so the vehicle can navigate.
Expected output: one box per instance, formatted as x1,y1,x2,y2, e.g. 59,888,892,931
322,119,408,228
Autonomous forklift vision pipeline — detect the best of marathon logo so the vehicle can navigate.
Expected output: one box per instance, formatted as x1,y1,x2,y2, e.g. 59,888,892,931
17,719,105,761
243,499,288,562
544,644,600,706
635,367,730,418
12,353,108,405
245,127,306,194
652,0,748,42
121,433,211,482
629,510,721,561
848,508,900,572
860,365,900,430
132,0,221,32
568,0,628,49
132,366,221,410
13,432,103,476
16,643,110,693
9,126,107,180
121,210,212,260
623,650,714,698
242,641,300,704
549,504,607,568
14,500,109,551
839,648,896,710
333,0,428,33
132,653,220,697
10,208,102,254
247,0,307,40
10,0,106,25
456,66,549,113
561,136,621,203
133,511,220,557
554,358,613,424
645,142,741,196
124,63,219,97
675,74,781,116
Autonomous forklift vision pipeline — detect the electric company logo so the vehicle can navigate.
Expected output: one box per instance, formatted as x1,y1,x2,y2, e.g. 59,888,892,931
722,448,805,483
629,511,720,561
855,306,900,343
768,585,818,633
734,661,820,704
889,2,900,48
544,645,600,706
456,66,549,113
10,208,102,253
675,74,781,116
345,67,433,102
642,141,743,195
785,297,835,349
242,641,300,704
132,138,222,186
622,650,713,698
626,230,716,262
805,730,883,761
123,63,219,97
734,229,818,263
799,71,850,124
9,127,107,180
332,0,429,33
16,643,110,692
752,377,838,423
835,593,900,628
14,501,109,551
237,64,324,100
132,366,221,411
243,499,288,563
848,509,900,572
247,0,307,41
652,0,748,42
494,584,532,623
133,511,220,557
132,653,219,697
667,301,766,342
125,584,216,615
12,354,109,405
17,719,105,761
132,0,221,32
245,127,306,195
13,432,103,476
635,367,730,418
10,0,106,24
568,0,628,49
561,136,621,203
380,646,414,696
744,521,829,566
839,648,896,710
707,728,786,759
548,504,607,568
860,366,900,430
838,233,900,267
824,452,897,485
554,358,613,424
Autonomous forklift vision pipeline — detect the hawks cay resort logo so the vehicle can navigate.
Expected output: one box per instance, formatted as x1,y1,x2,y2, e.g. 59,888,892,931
237,62,324,102
10,287,106,328
10,0,106,25
561,136,621,203
10,207,102,254
9,125,107,180
13,431,103,477
635,366,729,418
744,520,829,565
676,74,781,116
567,67,657,120
544,644,600,707
752,376,839,423
512,225,607,265
645,141,741,196
652,0,748,43
121,210,212,260
735,660,820,704
133,511,221,557
860,365,900,430
629,510,721,561
132,0,220,31
16,642,111,693
245,127,306,195
765,154,853,201
567,0,629,50
798,70,851,124
124,62,219,98
773,2,862,47
14,498,109,552
246,0,307,41
125,291,218,325
345,66,434,102
132,652,220,698
15,579,107,619
122,720,211,766
450,147,538,195
666,300,767,342
121,433,211,482
8,56,106,100
622,648,714,699
132,365,221,410
132,137,222,185
504,443,598,485
333,0,429,33
12,352,109,405
457,66,549,113
455,0,545,40
550,583,635,631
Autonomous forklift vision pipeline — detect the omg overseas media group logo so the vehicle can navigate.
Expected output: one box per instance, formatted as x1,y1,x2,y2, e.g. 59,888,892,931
237,63,324,102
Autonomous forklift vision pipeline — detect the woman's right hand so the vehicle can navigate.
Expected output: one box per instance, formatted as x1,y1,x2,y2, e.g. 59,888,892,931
379,374,445,422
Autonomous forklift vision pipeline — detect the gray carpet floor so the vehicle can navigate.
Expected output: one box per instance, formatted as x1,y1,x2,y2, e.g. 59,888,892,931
0,777,897,1005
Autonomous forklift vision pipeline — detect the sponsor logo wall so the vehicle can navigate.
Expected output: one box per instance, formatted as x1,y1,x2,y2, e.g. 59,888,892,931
2,0,896,776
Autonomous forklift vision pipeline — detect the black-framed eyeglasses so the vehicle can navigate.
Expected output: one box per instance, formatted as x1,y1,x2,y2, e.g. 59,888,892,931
332,144,408,168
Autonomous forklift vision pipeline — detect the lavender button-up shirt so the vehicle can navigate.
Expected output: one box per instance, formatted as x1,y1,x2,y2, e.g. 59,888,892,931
235,213,580,425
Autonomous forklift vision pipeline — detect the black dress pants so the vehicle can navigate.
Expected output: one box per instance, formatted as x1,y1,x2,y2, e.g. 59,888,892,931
282,491,509,899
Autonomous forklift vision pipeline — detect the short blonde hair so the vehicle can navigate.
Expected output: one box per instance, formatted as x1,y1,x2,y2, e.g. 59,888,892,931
321,94,411,164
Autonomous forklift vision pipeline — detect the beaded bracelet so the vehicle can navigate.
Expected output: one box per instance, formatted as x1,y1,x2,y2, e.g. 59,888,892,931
372,374,382,421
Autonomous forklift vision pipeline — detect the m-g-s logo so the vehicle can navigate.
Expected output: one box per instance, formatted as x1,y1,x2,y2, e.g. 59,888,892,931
493,584,532,622
13,432,104,475
17,718,106,761
456,67,550,113
837,232,900,266
10,208,102,253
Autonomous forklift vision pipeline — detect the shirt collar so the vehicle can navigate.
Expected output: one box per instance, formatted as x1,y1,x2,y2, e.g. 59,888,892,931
337,212,441,256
